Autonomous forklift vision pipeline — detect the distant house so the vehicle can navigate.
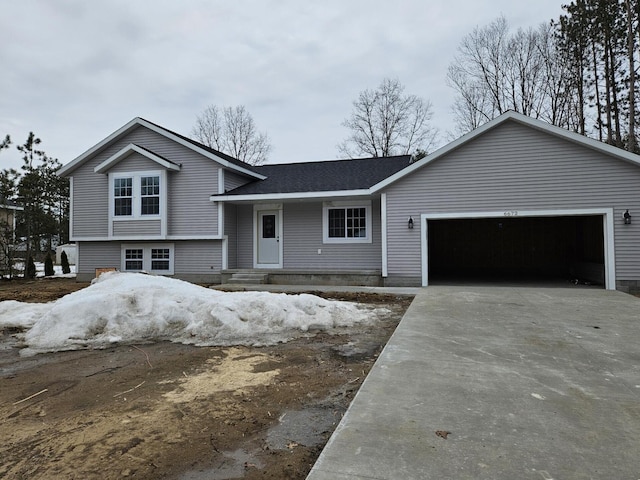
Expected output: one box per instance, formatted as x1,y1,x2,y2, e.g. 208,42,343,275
58,112,640,293
0,199,21,234
0,198,23,273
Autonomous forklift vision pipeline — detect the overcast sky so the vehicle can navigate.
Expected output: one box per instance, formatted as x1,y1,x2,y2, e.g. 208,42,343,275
0,0,566,170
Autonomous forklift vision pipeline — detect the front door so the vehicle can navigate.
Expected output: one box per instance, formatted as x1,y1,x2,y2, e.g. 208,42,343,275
257,210,281,267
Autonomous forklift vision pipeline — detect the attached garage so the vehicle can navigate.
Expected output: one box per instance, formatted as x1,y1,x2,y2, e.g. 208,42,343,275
426,212,606,286
380,112,640,292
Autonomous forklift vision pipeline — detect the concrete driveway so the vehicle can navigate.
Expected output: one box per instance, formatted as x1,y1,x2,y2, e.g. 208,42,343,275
307,286,640,479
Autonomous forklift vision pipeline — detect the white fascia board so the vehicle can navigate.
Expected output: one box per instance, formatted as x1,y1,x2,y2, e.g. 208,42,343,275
371,111,640,193
134,119,265,179
508,112,640,167
0,204,24,211
58,118,142,176
371,115,512,193
165,235,224,240
71,235,224,242
210,189,372,203
94,144,181,173
58,117,266,180
422,207,613,220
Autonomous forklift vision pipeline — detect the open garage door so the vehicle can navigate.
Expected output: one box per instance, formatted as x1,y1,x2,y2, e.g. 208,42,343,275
427,215,606,287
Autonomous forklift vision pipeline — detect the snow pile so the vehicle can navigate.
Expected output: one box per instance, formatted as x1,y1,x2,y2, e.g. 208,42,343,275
0,272,380,356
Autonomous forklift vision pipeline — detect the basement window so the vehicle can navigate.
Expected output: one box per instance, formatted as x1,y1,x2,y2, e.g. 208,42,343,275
121,244,174,274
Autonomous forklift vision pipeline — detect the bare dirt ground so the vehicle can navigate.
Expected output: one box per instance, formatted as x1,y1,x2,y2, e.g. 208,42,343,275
0,278,412,480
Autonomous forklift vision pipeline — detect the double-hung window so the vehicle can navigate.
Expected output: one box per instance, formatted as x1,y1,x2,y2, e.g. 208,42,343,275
114,178,133,216
140,176,160,215
323,201,372,243
111,171,163,219
122,244,174,274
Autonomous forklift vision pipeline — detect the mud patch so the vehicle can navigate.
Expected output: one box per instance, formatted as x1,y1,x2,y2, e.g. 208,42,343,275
178,449,265,480
267,407,342,449
0,279,413,479
162,348,280,403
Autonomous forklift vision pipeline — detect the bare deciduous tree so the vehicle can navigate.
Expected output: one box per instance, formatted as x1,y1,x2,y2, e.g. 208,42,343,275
338,78,438,158
447,17,580,135
192,105,272,166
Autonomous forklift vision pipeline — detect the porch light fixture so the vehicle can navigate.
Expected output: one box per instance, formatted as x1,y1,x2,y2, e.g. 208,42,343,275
623,209,632,225
408,216,414,229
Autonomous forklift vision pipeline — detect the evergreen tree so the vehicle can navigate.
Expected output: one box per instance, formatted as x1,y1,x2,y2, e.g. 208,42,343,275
556,0,638,148
5,132,70,276
452,2,640,149
61,250,71,274
26,255,36,279
44,252,54,276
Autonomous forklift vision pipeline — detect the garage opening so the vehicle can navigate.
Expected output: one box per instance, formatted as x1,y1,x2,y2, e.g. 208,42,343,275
428,215,605,286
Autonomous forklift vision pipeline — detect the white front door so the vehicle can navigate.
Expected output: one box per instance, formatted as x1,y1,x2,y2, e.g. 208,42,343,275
257,209,281,267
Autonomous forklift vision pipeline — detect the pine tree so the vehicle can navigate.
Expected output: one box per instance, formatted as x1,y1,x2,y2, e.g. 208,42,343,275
61,250,71,274
44,253,54,277
26,255,36,279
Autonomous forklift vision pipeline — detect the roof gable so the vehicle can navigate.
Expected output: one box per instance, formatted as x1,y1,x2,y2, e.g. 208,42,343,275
93,143,181,173
58,118,265,180
372,111,640,192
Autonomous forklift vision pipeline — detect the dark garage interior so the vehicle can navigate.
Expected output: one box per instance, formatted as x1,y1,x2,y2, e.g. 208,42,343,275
428,215,605,286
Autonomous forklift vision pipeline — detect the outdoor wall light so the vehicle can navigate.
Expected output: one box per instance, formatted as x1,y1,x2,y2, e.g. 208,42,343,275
408,216,414,229
623,209,632,225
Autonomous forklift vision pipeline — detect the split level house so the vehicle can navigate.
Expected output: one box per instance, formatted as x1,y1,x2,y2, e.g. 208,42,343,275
58,111,640,293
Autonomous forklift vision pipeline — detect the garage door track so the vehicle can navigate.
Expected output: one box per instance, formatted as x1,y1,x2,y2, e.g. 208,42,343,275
307,286,640,479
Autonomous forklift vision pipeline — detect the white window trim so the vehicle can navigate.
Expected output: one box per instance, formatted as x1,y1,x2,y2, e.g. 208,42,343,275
322,200,372,244
109,170,167,222
121,243,175,275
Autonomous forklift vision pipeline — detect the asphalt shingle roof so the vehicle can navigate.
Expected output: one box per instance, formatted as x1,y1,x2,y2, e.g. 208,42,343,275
139,118,261,175
219,155,413,196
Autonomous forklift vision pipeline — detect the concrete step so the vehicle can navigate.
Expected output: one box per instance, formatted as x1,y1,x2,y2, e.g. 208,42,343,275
227,273,269,284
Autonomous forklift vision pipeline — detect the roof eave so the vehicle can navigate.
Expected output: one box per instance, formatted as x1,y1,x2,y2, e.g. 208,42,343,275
371,111,640,193
210,189,373,202
57,117,266,180
0,203,23,211
94,144,181,174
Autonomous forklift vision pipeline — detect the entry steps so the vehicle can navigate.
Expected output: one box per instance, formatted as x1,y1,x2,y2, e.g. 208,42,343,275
226,272,269,284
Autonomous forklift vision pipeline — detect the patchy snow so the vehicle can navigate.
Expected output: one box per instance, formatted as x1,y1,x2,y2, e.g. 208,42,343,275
0,272,383,356
6,262,77,279
35,263,77,278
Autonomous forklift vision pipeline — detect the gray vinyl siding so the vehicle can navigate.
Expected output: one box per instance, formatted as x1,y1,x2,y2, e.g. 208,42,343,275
224,171,252,192
237,205,254,268
167,163,218,238
174,241,222,274
384,121,640,280
233,201,383,270
283,201,382,270
77,242,121,275
69,125,218,239
225,204,238,269
71,164,109,238
113,220,161,237
77,240,222,276
110,152,161,172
